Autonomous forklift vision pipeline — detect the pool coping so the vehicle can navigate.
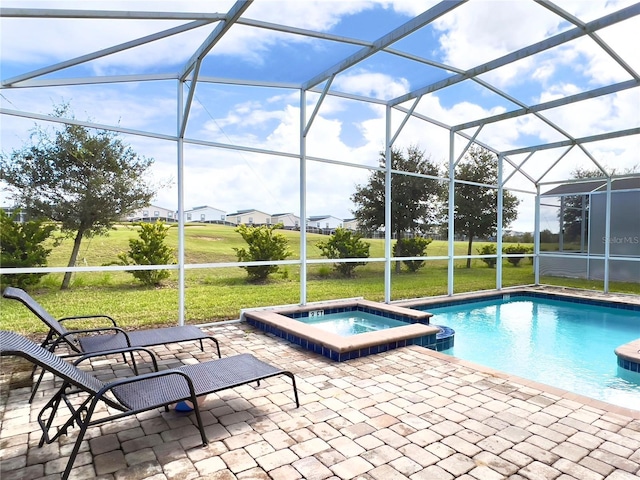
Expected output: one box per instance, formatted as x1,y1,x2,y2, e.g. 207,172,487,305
393,285,640,418
418,345,640,419
393,285,640,311
615,339,640,372
242,299,440,359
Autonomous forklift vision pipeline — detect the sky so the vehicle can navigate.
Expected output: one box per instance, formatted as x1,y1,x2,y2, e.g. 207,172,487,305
1,0,639,234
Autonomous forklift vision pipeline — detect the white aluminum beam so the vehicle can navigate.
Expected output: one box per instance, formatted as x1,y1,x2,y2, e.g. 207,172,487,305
304,76,335,137
390,97,421,146
180,0,252,81
536,0,639,80
0,108,177,142
452,80,639,132
299,90,308,305
3,20,212,87
390,2,640,107
0,73,178,88
503,127,640,156
177,82,186,325
0,8,225,20
303,0,467,90
384,105,392,304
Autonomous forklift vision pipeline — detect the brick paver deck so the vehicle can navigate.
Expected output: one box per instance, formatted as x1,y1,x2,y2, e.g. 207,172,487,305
1,319,639,480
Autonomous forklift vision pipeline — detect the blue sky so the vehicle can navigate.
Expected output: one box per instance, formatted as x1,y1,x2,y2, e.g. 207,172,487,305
1,0,639,233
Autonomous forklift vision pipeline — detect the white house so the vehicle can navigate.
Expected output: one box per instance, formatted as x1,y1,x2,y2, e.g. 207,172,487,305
1,206,28,223
343,218,359,231
126,204,176,222
271,212,301,229
308,215,343,230
184,205,226,223
226,209,272,226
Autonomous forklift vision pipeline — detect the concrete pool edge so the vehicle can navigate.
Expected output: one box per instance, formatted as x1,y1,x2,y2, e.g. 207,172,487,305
411,344,640,419
392,285,640,310
393,285,640,417
615,339,640,373
242,299,441,361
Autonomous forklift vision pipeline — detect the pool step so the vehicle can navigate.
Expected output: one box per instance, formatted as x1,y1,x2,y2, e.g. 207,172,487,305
615,339,640,373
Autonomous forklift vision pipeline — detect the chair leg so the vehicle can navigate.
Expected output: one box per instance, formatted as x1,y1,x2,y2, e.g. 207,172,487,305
129,352,139,375
284,372,300,408
29,367,46,404
209,338,221,358
61,401,96,480
190,395,208,447
37,389,64,447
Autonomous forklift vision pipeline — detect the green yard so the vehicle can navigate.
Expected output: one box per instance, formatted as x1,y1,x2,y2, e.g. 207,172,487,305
1,223,637,334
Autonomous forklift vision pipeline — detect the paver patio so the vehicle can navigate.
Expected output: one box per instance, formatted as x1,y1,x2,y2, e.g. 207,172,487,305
1,314,639,480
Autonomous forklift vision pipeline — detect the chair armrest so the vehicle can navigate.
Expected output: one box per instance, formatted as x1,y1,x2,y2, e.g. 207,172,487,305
50,327,133,351
97,369,198,407
58,314,118,327
73,346,160,372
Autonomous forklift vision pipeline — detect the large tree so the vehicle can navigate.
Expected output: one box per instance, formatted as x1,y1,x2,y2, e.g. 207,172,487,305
351,146,443,272
446,146,520,268
0,106,157,289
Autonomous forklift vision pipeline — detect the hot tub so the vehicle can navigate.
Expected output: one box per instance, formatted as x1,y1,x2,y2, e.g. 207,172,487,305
242,299,446,361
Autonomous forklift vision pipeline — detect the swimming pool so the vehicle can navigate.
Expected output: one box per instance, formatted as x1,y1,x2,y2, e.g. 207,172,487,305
408,293,640,410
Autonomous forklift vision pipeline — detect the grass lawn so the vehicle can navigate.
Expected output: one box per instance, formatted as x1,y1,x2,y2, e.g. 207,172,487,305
1,223,638,335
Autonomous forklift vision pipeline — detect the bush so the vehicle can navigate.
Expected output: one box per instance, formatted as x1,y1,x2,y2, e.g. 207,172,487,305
503,244,528,267
477,244,497,268
393,237,433,273
0,210,57,289
317,228,370,277
116,222,175,286
233,223,292,282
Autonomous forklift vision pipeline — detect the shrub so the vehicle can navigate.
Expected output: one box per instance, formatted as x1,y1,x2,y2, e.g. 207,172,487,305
503,244,528,267
527,246,534,264
317,228,370,277
233,223,292,282
477,244,497,268
0,210,57,289
116,222,175,285
393,237,433,273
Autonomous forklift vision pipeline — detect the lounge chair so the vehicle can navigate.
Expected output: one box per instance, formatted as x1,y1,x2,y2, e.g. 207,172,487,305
2,286,222,401
0,330,299,480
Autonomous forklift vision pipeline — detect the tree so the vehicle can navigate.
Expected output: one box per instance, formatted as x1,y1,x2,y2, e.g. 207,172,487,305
0,210,58,288
445,146,520,268
233,223,292,282
351,145,443,273
116,222,175,286
317,228,370,277
0,105,157,289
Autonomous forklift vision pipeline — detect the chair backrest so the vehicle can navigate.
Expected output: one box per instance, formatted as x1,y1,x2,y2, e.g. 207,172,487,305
0,330,104,394
2,287,72,341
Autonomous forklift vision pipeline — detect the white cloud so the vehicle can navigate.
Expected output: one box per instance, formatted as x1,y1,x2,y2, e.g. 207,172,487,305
433,1,562,74
334,70,411,100
432,0,637,91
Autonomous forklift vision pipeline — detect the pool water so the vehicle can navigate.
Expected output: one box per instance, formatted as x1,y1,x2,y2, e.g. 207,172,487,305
300,311,407,336
418,296,640,410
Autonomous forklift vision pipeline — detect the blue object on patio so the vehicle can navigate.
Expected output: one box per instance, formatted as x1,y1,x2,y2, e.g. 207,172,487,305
175,400,194,412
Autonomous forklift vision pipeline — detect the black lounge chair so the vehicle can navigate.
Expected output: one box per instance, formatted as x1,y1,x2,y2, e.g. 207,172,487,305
0,330,299,480
2,287,222,401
